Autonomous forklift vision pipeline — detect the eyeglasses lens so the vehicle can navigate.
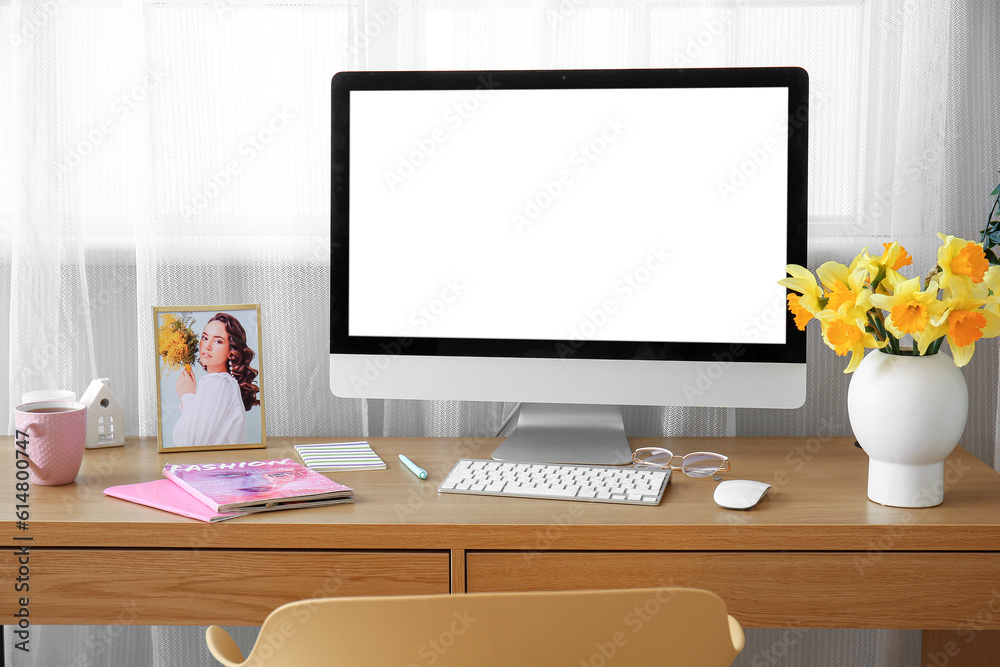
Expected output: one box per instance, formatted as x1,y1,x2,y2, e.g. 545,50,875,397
680,453,725,477
636,450,674,467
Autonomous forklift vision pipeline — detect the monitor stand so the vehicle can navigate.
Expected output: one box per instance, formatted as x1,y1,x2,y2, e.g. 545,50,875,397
490,403,633,465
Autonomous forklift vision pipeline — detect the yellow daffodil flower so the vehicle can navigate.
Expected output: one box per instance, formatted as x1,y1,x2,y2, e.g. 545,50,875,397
936,233,990,294
869,277,944,341
779,265,828,330
983,265,1000,296
878,241,914,272
816,310,887,373
920,292,1000,365
941,309,1000,367
786,293,812,331
981,266,1000,324
815,260,872,322
862,241,913,293
816,254,869,294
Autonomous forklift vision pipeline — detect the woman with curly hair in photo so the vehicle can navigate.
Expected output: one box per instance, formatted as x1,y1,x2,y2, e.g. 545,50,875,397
173,312,261,447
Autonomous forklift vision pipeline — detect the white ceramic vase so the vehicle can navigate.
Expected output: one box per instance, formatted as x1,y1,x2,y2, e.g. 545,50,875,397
847,349,968,508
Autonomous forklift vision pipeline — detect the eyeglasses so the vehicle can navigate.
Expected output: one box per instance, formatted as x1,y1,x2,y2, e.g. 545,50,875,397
632,447,730,479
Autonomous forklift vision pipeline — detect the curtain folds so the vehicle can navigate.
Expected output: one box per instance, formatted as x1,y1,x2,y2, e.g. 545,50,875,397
3,1,998,665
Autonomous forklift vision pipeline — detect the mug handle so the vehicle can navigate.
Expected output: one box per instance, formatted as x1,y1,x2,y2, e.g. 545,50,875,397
16,424,50,482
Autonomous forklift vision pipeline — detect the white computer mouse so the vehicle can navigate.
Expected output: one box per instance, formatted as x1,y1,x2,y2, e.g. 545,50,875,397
713,479,772,510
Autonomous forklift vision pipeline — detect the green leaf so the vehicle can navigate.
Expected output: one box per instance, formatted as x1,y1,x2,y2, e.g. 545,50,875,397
985,248,999,265
991,183,1000,197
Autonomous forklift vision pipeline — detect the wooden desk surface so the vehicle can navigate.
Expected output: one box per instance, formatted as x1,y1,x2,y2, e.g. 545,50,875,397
3,435,1000,637
4,435,999,552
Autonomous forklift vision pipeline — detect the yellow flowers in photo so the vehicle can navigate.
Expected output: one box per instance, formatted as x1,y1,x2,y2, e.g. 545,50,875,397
157,312,199,377
780,235,1000,372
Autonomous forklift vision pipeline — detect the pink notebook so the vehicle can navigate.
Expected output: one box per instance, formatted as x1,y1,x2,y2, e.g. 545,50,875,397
105,478,354,522
104,479,247,522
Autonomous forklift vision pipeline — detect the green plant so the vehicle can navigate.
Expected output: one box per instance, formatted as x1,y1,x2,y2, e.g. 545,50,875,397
979,171,1000,264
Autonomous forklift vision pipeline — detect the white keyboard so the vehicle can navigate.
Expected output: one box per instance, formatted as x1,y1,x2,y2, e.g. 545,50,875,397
438,459,670,506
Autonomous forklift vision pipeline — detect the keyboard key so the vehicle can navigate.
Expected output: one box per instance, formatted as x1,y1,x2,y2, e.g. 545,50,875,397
505,484,579,499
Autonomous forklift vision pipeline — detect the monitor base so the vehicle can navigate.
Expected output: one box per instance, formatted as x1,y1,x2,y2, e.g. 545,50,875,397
491,403,633,465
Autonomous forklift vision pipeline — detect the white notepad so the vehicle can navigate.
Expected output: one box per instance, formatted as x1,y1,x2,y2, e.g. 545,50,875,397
293,441,387,472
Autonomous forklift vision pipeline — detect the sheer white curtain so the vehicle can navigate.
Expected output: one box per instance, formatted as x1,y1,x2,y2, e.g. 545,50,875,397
2,0,364,440
3,0,362,664
3,1,998,665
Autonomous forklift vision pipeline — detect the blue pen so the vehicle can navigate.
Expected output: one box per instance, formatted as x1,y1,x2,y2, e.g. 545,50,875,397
399,454,428,479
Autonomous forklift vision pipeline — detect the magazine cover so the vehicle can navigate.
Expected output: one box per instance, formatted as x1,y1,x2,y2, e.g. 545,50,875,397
162,458,353,511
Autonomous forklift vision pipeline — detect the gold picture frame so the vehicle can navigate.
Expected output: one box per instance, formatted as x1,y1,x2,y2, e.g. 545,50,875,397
153,304,267,453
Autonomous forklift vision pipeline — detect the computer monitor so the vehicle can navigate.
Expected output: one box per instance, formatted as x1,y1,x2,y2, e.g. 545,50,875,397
330,67,807,464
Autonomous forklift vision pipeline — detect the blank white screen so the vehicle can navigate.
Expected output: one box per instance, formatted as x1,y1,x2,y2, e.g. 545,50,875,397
349,86,789,345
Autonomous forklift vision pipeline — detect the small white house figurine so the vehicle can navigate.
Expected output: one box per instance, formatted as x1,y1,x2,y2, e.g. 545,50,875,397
81,378,125,449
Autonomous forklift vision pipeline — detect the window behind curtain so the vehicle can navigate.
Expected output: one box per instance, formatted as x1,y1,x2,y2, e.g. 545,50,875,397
406,0,870,237
2,0,360,440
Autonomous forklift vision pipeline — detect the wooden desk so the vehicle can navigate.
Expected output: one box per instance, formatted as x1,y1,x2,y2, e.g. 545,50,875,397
3,436,999,663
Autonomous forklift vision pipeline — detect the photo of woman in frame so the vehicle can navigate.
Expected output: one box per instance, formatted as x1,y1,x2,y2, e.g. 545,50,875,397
154,304,267,452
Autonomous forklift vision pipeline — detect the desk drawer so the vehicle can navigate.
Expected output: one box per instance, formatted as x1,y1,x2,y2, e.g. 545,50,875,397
18,549,451,626
466,551,1000,630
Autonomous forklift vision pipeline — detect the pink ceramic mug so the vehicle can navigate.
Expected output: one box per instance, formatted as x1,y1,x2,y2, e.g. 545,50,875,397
14,401,88,486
